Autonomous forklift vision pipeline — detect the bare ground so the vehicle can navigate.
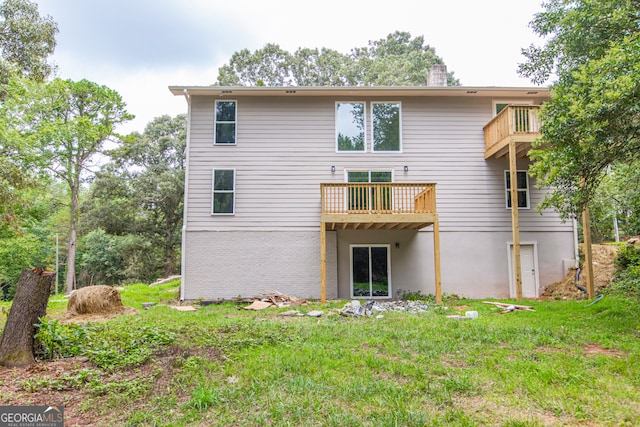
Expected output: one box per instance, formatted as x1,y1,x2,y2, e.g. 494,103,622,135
0,345,221,427
543,244,619,299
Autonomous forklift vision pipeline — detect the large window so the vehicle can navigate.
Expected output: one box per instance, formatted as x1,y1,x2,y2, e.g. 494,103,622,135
336,101,401,152
372,102,401,152
505,170,529,209
212,169,235,214
215,100,236,144
336,102,365,152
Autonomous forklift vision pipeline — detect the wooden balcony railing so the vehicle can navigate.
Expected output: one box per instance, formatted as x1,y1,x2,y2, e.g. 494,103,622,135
321,183,436,215
484,105,541,159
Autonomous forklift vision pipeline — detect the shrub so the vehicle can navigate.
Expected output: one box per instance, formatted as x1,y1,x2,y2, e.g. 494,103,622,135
615,245,640,269
608,245,640,298
34,317,176,369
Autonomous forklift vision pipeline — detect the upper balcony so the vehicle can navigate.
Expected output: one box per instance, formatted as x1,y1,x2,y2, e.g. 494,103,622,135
484,105,541,160
320,183,437,231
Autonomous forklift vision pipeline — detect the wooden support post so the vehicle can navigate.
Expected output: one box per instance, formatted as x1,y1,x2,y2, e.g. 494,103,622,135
320,222,327,303
582,207,595,299
433,219,442,304
509,139,523,300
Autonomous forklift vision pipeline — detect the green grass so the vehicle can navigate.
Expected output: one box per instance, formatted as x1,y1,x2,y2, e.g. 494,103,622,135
1,284,639,426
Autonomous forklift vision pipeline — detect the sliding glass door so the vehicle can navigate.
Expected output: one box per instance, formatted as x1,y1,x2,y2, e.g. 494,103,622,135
351,245,390,298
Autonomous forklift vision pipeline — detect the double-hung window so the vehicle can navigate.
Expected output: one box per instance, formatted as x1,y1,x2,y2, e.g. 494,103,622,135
336,102,365,152
372,102,401,152
212,169,235,214
215,100,236,144
505,171,530,209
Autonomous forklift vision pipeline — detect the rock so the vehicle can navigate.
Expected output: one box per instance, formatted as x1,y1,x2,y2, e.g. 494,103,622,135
278,310,300,316
339,300,430,317
142,302,156,310
306,310,324,317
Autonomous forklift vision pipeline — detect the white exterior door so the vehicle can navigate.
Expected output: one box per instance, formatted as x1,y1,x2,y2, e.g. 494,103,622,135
508,243,539,298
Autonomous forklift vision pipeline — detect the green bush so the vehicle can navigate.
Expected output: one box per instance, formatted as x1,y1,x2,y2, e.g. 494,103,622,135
34,318,86,360
34,316,176,369
608,245,640,298
615,245,640,269
608,264,640,299
0,234,51,299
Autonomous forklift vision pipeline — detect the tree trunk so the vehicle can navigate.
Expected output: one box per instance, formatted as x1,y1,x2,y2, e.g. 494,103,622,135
164,245,175,278
0,268,54,367
65,185,79,294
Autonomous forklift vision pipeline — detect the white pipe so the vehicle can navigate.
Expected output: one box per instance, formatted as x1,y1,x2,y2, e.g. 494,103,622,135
573,217,580,268
179,89,191,301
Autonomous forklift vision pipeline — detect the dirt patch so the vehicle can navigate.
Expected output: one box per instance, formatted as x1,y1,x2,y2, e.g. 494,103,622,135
582,343,624,357
543,244,619,299
58,307,139,324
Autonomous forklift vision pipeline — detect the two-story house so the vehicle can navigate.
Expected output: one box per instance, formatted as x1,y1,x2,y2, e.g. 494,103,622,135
169,85,577,302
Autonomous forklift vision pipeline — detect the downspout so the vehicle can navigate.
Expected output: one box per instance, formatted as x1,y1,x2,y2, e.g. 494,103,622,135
180,89,192,301
573,217,580,269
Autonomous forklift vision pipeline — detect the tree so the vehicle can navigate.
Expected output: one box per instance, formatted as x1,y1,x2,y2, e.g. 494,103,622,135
0,0,57,85
519,0,640,218
216,31,459,86
83,115,186,281
2,78,133,293
0,0,57,228
119,115,185,277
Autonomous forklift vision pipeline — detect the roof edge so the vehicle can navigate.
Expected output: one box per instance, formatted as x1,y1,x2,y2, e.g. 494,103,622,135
169,85,549,98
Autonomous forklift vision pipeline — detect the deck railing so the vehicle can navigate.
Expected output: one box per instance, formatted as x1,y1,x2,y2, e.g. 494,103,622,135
321,183,436,215
484,105,541,154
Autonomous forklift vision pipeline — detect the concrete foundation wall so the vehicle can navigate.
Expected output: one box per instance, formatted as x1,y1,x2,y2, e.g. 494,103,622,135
183,229,574,301
182,230,337,300
336,229,575,299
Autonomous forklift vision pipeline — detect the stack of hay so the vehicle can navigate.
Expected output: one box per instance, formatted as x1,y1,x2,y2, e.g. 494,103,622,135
67,285,125,316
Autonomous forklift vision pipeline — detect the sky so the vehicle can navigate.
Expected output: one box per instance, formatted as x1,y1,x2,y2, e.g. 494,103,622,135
36,0,546,134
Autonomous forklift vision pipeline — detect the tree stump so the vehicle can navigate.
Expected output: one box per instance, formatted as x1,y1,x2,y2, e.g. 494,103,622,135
0,267,54,367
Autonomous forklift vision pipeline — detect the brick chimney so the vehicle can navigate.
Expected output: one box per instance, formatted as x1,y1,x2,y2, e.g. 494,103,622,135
428,64,448,86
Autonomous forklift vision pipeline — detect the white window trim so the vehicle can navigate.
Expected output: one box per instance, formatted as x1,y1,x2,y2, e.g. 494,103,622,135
211,168,236,215
492,99,534,117
349,244,392,299
344,169,395,182
214,100,237,145
504,170,530,210
335,101,366,153
371,101,402,153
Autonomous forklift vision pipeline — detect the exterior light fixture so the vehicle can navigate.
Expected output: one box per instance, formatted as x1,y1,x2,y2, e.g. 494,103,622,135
404,165,409,172
331,165,336,173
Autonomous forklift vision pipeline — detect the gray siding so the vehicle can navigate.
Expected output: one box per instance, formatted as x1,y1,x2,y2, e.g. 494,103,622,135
181,92,575,299
185,95,572,233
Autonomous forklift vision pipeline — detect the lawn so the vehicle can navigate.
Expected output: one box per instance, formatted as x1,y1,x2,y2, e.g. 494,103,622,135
1,283,639,426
